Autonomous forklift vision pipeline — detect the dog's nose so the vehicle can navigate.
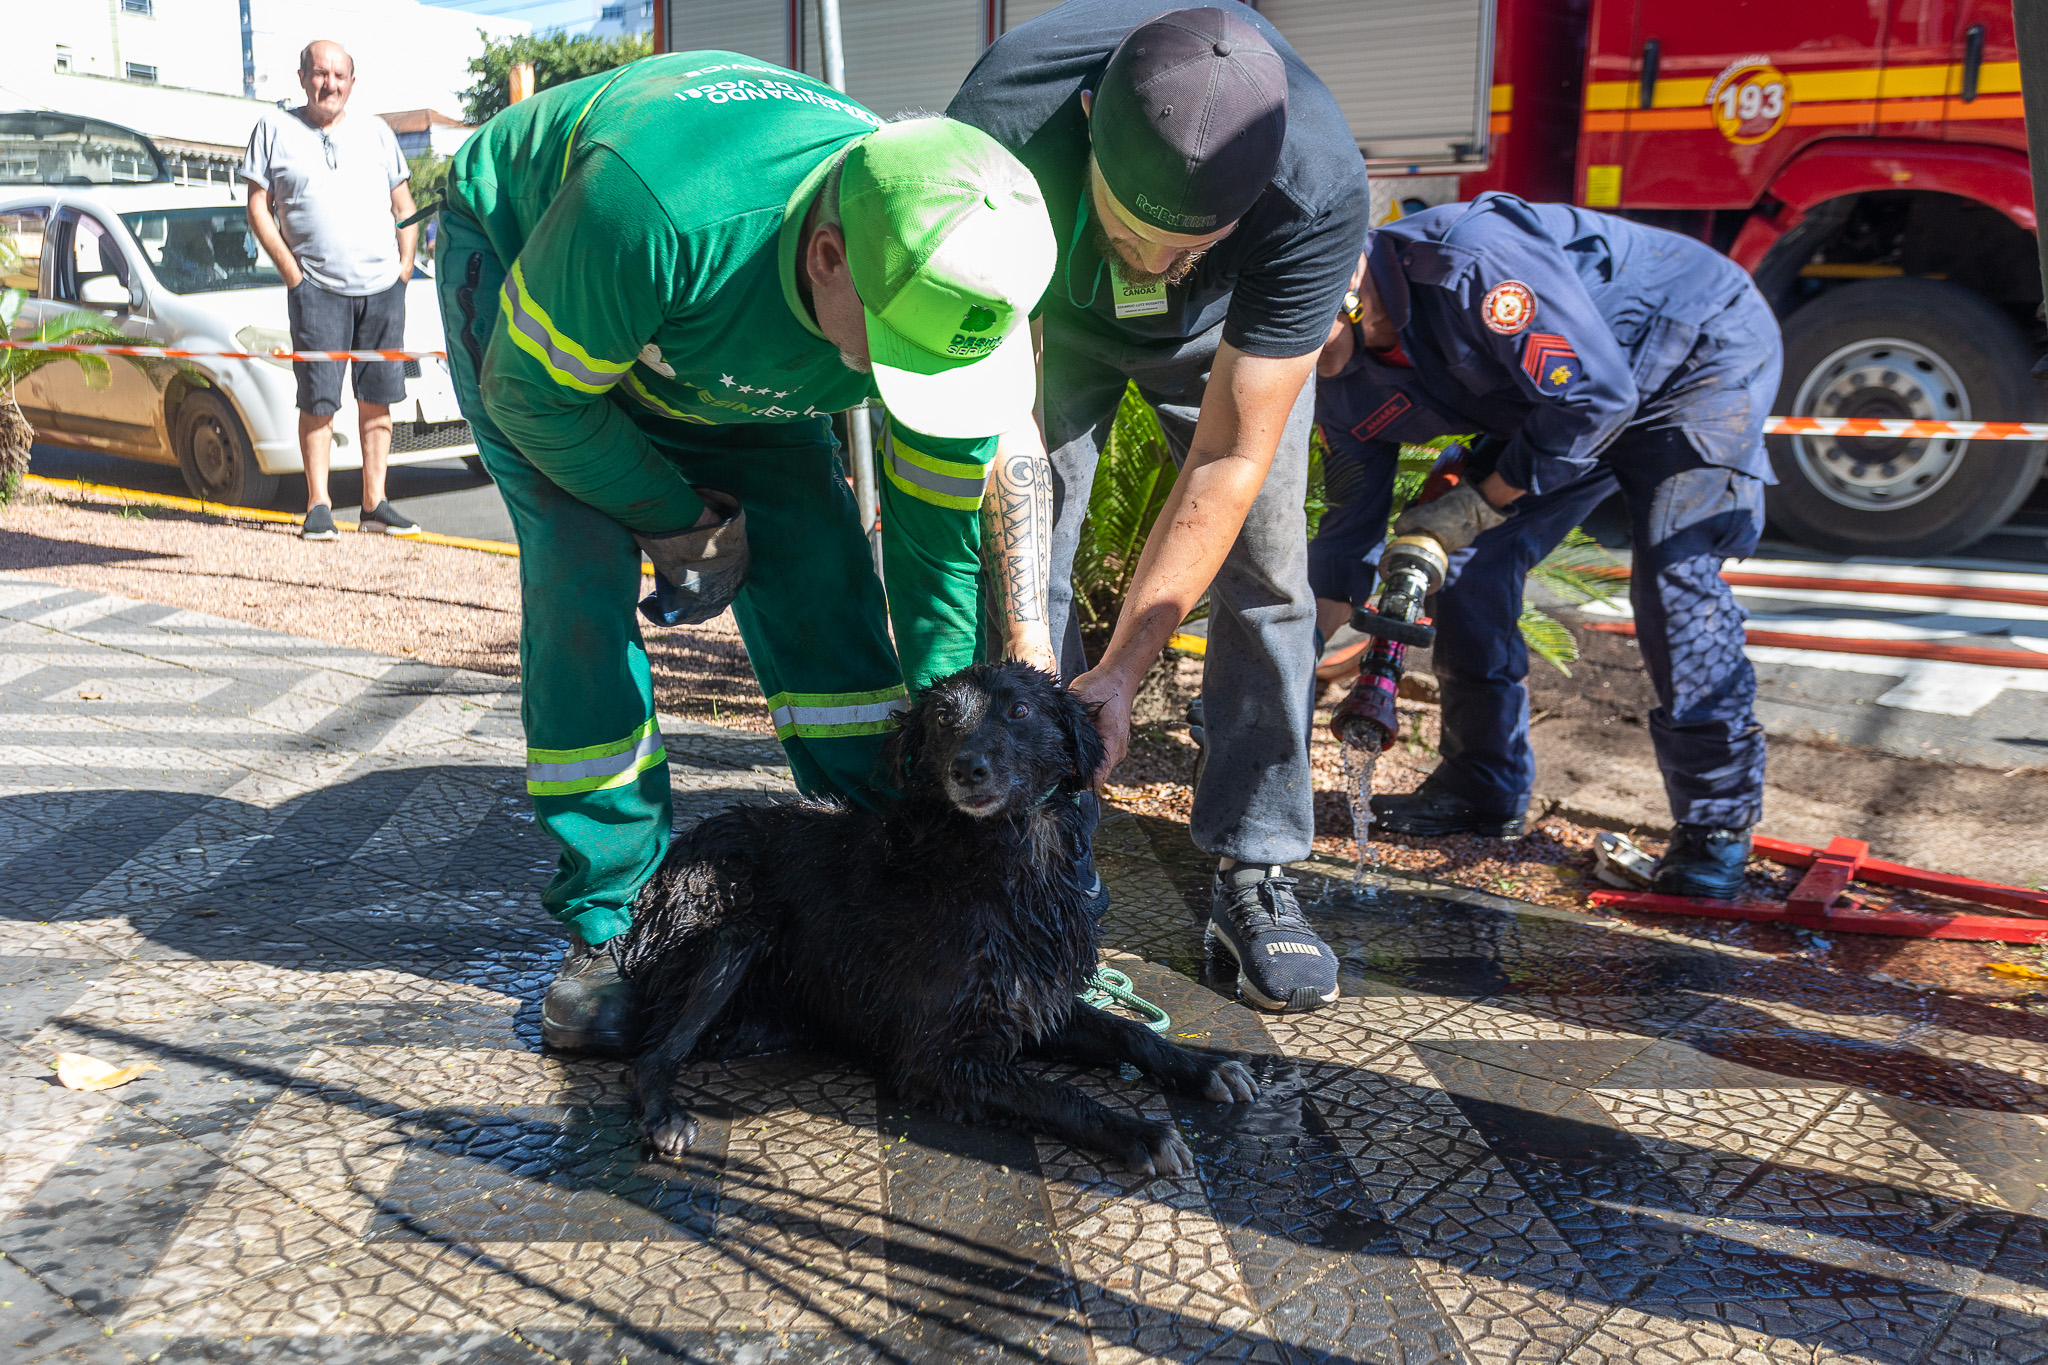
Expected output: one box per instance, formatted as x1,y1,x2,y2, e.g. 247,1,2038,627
951,751,993,785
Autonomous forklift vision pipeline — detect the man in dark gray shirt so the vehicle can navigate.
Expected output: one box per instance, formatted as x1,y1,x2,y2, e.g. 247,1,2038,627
950,2,1369,1013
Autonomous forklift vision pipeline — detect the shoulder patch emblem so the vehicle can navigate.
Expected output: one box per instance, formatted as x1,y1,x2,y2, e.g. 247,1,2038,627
1520,332,1579,394
1481,280,1536,335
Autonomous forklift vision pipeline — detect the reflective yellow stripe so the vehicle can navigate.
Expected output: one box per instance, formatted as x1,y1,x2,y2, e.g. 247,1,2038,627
623,372,716,424
764,685,908,740
1585,61,2021,112
527,716,665,795
501,262,633,394
885,439,988,511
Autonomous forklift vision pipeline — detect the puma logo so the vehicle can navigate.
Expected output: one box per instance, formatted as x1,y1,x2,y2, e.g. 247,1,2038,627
1264,941,1322,957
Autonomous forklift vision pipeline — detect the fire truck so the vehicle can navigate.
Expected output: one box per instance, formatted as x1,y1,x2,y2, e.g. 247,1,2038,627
661,0,2039,555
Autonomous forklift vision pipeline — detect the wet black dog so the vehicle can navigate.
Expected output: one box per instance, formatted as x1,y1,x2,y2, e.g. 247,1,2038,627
616,661,1256,1175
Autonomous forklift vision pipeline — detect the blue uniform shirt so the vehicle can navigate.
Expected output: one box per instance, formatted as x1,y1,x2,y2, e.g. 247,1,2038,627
1321,194,1777,499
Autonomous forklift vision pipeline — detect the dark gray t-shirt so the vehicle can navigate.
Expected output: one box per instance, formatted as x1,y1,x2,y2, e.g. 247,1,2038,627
946,0,1369,358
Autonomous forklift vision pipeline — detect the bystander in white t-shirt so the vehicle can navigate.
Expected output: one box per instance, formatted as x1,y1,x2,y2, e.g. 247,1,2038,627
240,108,409,296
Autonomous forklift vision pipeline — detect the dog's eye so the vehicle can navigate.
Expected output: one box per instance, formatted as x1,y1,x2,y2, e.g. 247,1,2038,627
1008,702,1031,720
936,705,958,725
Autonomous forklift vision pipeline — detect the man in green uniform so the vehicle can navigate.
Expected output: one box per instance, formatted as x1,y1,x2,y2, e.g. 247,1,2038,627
436,53,1057,1053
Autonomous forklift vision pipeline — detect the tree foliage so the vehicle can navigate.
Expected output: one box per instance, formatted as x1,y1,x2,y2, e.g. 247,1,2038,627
406,149,450,201
461,30,653,124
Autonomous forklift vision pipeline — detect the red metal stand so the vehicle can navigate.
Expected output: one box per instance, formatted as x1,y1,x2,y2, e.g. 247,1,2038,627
1585,835,2048,944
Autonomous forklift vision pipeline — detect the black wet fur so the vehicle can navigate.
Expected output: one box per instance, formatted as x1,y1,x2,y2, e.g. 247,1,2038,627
616,661,1257,1174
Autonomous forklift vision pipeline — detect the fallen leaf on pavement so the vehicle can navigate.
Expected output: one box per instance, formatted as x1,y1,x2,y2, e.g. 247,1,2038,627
1986,961,2048,982
76,691,103,701
53,1053,160,1091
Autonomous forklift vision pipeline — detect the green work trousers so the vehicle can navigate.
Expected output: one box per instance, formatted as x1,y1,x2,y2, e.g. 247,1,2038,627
436,212,909,947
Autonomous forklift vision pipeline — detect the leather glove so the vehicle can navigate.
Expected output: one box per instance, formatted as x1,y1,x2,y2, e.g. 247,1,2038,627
1391,481,1509,556
636,491,748,627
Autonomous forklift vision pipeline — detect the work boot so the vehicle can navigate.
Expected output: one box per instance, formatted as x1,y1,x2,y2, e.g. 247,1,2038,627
541,927,642,1056
1370,773,1526,838
1207,864,1339,1013
1652,824,1752,901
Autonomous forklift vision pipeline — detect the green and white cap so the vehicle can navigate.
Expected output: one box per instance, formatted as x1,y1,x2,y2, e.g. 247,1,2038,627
840,119,1055,439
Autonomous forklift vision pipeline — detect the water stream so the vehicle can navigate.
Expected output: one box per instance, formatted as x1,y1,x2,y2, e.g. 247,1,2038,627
1341,741,1381,898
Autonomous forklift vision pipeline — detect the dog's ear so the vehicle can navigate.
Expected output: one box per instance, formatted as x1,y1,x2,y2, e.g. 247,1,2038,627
1055,686,1106,794
882,688,934,793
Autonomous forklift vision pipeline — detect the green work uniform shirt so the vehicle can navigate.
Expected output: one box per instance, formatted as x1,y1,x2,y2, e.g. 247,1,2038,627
444,53,997,688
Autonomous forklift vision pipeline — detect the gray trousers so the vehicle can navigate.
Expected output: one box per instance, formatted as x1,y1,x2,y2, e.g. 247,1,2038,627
1043,321,1318,865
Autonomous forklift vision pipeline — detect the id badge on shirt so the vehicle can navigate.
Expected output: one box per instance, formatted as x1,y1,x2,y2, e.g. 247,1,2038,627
1111,259,1168,318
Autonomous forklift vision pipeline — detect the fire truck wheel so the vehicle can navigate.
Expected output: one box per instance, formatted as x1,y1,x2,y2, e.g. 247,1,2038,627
1765,278,2044,557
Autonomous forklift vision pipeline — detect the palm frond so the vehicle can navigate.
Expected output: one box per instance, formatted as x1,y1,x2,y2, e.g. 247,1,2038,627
1518,601,1580,675
1529,526,1623,608
1075,382,1180,627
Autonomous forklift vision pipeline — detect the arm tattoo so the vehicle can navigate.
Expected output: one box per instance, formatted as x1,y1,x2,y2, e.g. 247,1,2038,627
983,450,1052,633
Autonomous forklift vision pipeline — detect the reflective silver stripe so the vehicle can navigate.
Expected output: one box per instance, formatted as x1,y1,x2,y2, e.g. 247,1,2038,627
526,727,665,785
503,275,627,392
769,698,908,731
889,445,986,501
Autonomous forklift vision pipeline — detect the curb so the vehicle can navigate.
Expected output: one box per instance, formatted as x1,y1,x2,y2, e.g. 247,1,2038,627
22,475,521,558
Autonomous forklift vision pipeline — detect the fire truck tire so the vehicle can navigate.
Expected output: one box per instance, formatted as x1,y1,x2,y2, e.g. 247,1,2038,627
1765,279,2045,557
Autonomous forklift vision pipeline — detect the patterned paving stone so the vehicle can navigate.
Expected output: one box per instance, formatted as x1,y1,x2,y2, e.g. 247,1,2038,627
5,574,2048,1363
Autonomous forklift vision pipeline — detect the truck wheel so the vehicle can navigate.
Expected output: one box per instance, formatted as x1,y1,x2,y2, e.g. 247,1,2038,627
175,391,280,507
1766,278,2044,557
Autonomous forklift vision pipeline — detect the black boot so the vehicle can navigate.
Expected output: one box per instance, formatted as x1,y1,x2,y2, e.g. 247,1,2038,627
1652,824,1752,900
1369,774,1525,838
541,928,642,1056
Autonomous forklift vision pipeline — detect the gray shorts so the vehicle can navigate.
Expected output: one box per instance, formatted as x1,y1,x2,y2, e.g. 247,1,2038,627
287,278,407,415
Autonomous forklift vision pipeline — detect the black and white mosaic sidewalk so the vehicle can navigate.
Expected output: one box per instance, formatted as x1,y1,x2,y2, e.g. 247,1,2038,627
0,571,2043,1364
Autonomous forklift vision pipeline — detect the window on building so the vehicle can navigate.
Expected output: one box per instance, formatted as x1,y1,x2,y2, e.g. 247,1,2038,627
122,0,154,15
125,63,158,83
54,46,71,72
600,3,624,18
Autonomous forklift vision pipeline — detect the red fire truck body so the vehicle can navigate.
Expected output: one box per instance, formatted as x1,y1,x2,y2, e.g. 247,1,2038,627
1446,0,2039,553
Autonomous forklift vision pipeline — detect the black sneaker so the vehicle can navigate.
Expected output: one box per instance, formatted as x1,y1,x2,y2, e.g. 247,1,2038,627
360,499,421,536
300,504,338,541
1075,790,1110,921
1653,824,1752,900
541,928,643,1056
1370,773,1526,838
1207,865,1339,1013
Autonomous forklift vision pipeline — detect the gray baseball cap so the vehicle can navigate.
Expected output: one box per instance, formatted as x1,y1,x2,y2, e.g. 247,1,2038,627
1089,6,1288,234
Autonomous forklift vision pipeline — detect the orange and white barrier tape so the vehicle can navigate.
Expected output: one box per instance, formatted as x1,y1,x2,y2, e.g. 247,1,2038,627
0,339,445,363
1763,416,2048,441
5,340,2048,440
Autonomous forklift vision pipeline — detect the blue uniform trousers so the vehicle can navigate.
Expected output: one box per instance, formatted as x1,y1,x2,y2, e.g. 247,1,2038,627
1432,425,1767,827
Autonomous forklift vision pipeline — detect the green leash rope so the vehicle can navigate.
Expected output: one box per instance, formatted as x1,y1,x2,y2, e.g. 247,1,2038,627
1079,967,1171,1034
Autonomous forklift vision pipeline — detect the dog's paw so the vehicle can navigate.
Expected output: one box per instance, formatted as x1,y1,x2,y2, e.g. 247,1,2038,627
1130,1126,1195,1178
1200,1059,1259,1105
642,1113,700,1161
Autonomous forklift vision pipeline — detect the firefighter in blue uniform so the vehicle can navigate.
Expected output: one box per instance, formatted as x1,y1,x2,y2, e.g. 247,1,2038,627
1312,193,1781,897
